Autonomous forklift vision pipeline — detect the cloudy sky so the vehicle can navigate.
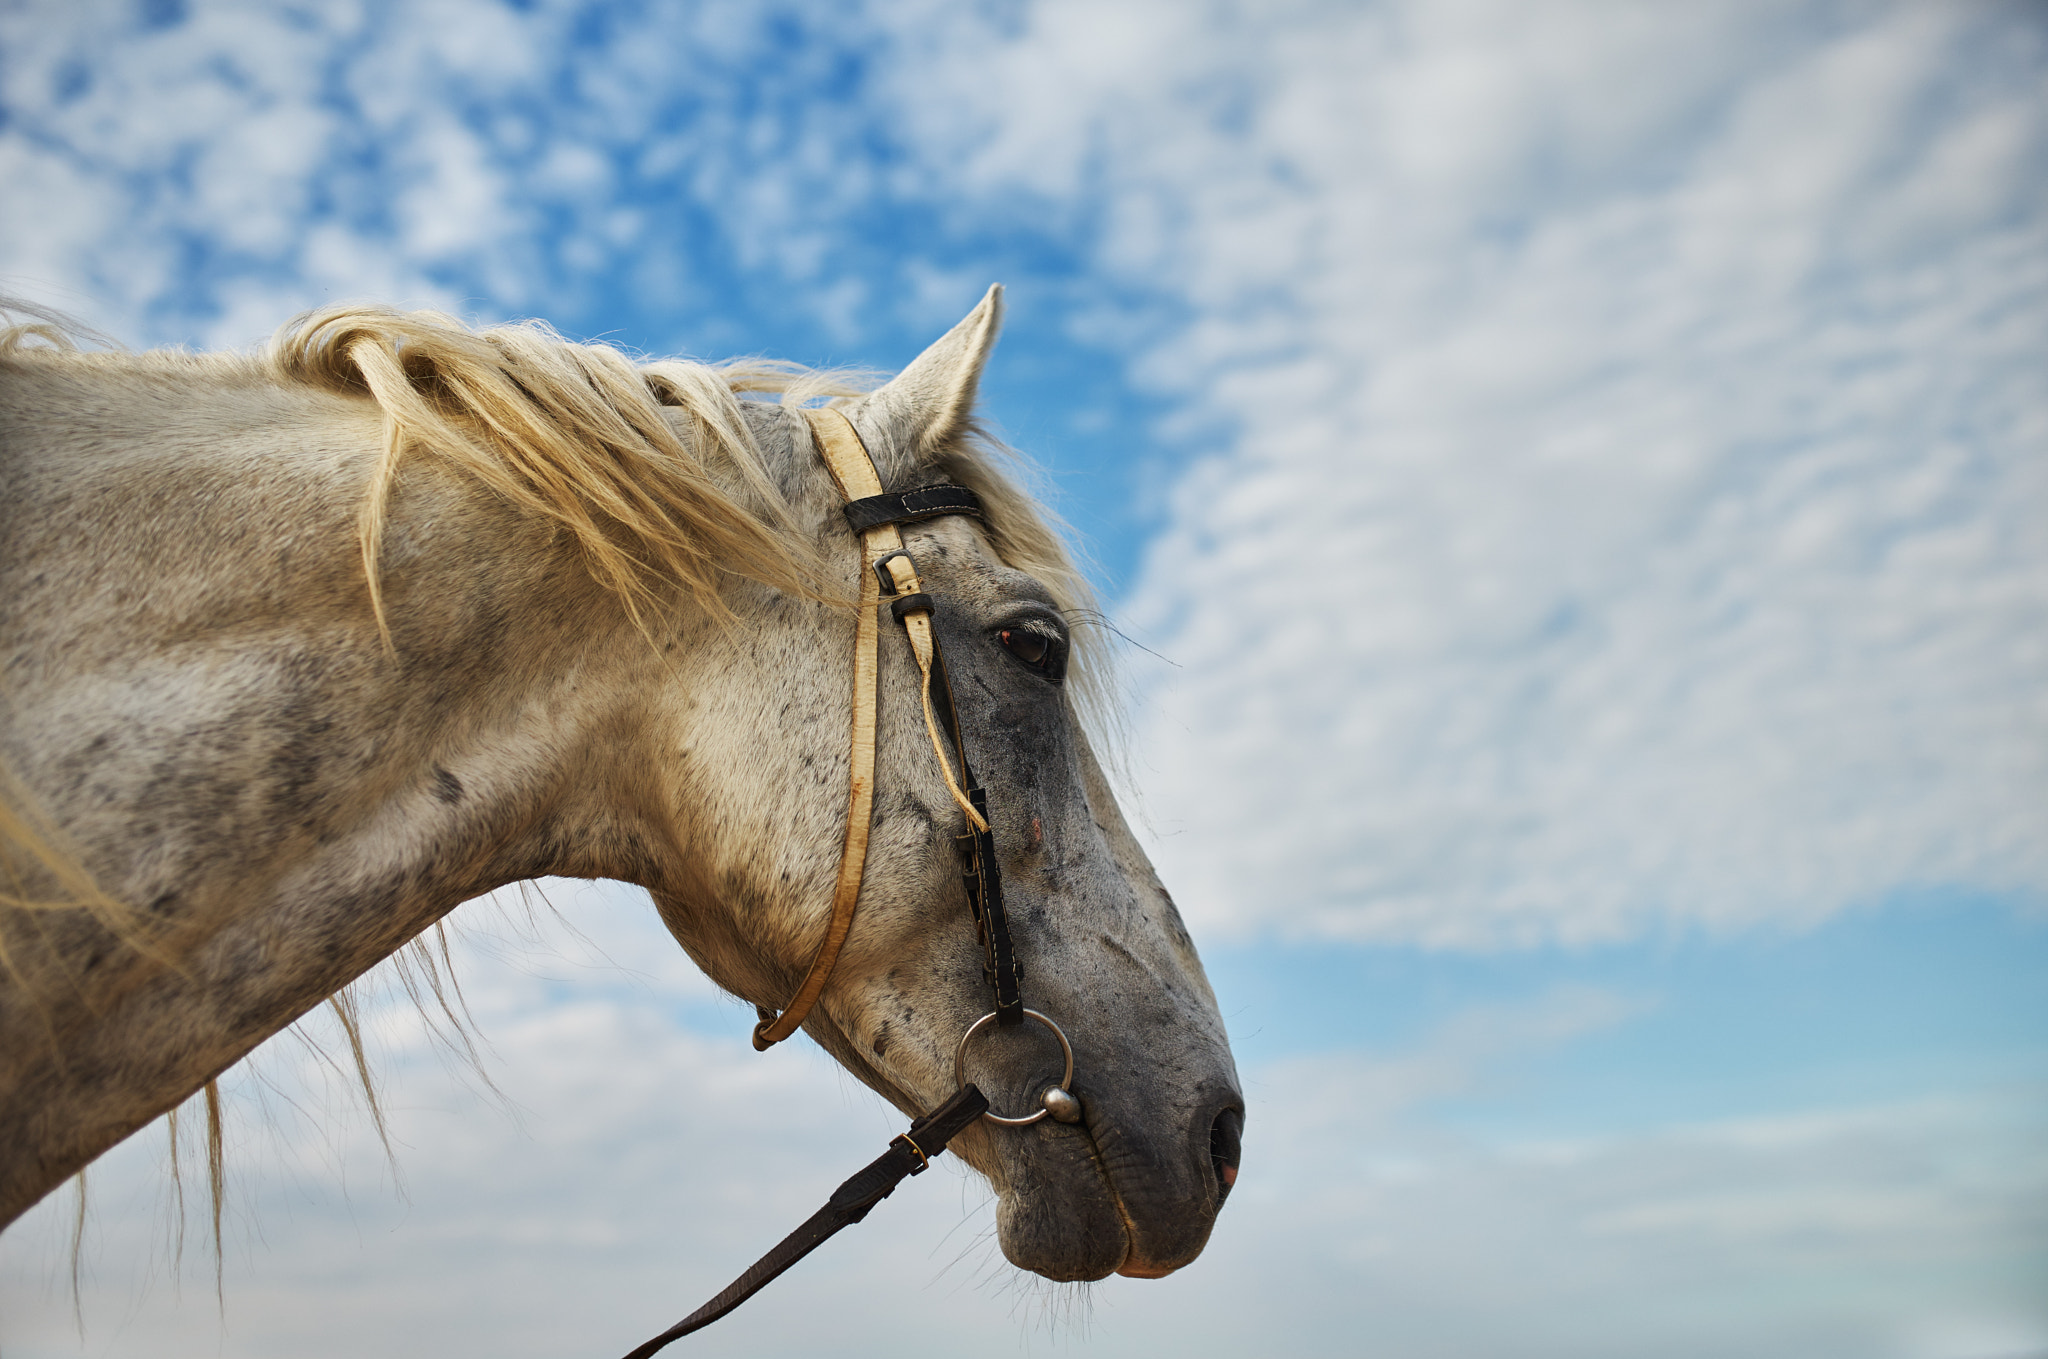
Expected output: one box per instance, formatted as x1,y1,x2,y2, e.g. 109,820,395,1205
2,2,2044,1356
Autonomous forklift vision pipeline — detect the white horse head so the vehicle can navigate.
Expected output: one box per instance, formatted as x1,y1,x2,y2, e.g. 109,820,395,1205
0,288,1241,1289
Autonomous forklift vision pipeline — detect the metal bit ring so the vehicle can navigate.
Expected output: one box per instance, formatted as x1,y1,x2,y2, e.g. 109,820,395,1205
953,1009,1077,1127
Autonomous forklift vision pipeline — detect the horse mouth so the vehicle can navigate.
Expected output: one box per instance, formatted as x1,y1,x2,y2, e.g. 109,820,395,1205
1102,1103,1243,1278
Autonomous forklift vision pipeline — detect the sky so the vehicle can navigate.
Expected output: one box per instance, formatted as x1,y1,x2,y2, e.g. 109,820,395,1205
1,2,2044,1356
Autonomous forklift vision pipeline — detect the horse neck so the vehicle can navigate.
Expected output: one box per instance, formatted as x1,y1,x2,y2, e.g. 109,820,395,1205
0,362,675,1224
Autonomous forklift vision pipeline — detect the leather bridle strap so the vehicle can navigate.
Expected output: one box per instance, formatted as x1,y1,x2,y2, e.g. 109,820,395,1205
618,1083,991,1359
922,635,1024,1025
751,407,989,1050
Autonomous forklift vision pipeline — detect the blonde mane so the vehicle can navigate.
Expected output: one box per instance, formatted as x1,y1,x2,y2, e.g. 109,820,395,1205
2,301,1103,686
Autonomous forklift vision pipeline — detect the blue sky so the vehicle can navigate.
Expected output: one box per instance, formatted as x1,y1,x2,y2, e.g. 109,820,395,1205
2,3,2045,1357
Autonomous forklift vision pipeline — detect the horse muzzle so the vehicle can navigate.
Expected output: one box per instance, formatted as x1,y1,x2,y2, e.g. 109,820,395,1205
973,1053,1244,1282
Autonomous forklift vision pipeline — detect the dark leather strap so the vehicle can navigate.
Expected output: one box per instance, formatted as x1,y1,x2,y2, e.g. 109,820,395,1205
921,640,1025,1026
619,1084,992,1359
962,786,1022,1022
843,484,986,533
888,592,936,622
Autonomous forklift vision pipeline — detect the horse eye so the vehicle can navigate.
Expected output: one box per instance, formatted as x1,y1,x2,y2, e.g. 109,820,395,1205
998,628,1061,677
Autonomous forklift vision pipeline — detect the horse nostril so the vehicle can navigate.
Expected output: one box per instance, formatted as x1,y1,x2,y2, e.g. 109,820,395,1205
1209,1106,1243,1207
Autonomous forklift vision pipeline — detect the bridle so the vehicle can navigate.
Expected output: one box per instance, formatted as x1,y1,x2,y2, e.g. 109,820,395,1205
621,408,1080,1357
755,407,1080,1120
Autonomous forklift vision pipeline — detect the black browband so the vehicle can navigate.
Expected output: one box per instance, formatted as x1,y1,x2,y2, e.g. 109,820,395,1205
621,484,1022,1358
842,483,987,533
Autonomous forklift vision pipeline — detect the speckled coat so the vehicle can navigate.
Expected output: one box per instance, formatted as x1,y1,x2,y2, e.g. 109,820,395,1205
0,292,1241,1283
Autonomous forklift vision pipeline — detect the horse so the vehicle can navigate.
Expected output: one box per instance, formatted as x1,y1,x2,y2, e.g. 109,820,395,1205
0,285,1241,1308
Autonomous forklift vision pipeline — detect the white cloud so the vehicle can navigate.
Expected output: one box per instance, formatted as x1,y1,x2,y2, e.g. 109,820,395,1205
872,0,2048,945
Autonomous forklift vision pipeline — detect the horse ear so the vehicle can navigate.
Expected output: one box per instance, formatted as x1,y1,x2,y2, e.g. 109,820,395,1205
850,284,1003,473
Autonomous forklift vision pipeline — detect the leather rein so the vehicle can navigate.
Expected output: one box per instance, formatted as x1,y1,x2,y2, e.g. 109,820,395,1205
620,408,1079,1357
